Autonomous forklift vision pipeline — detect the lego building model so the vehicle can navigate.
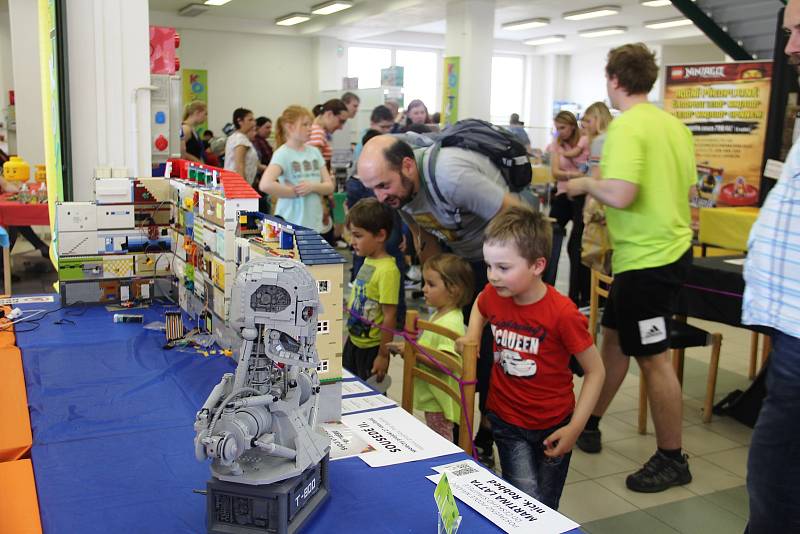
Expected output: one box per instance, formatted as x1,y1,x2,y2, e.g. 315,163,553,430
194,258,330,534
53,160,345,420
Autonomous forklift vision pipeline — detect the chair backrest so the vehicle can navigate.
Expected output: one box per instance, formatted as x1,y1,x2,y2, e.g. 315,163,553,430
589,269,614,340
400,310,478,455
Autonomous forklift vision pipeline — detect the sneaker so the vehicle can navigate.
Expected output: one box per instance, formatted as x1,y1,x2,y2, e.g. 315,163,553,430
626,451,691,493
475,444,495,469
576,429,602,453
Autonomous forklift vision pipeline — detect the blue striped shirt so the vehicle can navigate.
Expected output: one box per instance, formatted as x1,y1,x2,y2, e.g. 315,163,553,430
743,141,800,339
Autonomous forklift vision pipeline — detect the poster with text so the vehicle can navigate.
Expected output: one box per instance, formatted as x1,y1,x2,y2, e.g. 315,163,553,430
664,61,773,222
182,69,208,134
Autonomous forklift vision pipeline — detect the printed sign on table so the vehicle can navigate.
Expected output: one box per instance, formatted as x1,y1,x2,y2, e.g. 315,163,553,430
320,421,376,460
427,460,580,534
663,61,773,224
342,407,462,467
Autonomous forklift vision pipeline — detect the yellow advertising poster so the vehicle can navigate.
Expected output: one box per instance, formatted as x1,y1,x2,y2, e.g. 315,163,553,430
664,61,773,219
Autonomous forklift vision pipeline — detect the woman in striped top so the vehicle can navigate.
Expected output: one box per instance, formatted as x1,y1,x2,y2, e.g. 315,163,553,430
308,98,349,169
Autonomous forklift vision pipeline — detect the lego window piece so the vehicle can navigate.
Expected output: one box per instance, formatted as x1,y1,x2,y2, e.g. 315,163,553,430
318,280,330,294
317,359,329,373
250,284,291,313
317,320,330,334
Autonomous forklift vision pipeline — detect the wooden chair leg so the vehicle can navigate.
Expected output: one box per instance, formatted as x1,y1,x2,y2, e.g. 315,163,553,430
671,348,685,387
748,332,759,379
638,374,648,434
704,333,723,423
761,335,772,370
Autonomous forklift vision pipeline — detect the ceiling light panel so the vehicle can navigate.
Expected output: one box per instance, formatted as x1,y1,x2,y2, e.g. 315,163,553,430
564,5,620,21
524,35,566,46
645,17,694,29
275,13,312,26
204,0,232,5
502,18,551,31
579,26,627,38
640,0,672,6
311,1,353,15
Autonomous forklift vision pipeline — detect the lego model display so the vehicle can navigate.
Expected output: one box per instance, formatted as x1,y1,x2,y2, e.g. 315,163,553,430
53,160,346,421
194,258,330,534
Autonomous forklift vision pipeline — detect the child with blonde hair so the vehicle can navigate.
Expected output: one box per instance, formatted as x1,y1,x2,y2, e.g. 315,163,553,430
258,105,334,233
395,253,474,441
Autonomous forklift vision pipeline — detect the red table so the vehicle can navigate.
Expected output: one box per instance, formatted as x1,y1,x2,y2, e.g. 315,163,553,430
0,193,49,227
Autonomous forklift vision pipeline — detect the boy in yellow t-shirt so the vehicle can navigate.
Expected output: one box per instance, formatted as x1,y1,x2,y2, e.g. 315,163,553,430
344,198,401,381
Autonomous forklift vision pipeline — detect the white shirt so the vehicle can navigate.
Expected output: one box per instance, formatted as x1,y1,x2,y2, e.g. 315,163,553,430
742,140,800,339
223,131,259,183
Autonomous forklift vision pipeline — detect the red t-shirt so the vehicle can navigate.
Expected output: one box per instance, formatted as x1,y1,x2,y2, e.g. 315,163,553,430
479,283,594,430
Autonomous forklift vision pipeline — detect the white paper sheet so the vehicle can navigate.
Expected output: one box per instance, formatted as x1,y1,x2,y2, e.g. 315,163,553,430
320,421,376,460
341,368,356,380
341,380,374,396
341,393,397,414
428,460,579,534
341,407,462,467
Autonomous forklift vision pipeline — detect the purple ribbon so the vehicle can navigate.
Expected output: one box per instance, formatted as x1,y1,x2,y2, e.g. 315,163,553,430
684,283,743,299
344,306,479,460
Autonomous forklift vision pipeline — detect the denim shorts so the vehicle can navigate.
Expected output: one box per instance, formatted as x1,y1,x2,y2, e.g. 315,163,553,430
486,411,572,510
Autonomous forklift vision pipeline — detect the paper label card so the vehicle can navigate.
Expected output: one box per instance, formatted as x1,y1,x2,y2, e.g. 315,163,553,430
428,460,580,534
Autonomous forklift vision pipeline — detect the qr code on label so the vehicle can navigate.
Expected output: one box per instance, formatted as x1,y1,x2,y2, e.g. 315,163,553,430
450,463,479,477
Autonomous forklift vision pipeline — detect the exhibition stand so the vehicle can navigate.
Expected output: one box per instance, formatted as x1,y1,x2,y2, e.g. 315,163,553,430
11,298,582,534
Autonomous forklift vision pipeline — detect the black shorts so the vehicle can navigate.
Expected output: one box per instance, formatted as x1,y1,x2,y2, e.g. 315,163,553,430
601,248,692,357
343,338,379,381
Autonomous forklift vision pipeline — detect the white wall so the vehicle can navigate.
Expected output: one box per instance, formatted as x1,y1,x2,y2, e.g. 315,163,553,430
67,0,151,200
566,43,728,111
565,47,612,112
0,9,14,154
0,11,12,112
177,29,317,134
8,0,43,164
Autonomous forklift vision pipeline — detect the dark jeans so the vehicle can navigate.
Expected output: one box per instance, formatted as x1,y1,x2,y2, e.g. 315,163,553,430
746,330,800,533
567,195,589,307
487,411,572,510
466,259,494,415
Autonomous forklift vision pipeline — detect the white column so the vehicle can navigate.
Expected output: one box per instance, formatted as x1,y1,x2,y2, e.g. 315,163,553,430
444,0,494,121
315,36,347,95
8,0,44,163
67,0,150,200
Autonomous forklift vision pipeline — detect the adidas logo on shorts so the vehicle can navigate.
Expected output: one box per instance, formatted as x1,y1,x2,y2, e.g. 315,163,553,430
639,317,667,345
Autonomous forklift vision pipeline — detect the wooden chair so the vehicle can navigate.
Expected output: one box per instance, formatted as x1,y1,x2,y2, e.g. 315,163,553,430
400,310,479,455
588,269,724,432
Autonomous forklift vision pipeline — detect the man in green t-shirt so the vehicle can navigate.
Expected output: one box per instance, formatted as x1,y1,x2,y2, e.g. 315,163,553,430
567,43,695,493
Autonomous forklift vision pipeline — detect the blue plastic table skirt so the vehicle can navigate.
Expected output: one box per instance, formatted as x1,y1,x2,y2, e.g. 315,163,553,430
17,299,581,533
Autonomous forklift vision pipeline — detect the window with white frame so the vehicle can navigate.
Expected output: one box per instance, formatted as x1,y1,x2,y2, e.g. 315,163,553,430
395,50,439,114
490,55,525,125
347,46,392,89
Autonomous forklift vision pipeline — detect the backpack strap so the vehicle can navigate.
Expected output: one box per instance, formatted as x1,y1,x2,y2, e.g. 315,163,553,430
416,145,462,226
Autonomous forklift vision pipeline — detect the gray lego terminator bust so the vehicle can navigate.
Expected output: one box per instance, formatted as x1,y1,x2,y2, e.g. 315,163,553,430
194,258,330,533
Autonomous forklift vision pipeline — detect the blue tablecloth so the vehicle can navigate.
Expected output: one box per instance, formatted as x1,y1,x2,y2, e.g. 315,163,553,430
17,298,580,533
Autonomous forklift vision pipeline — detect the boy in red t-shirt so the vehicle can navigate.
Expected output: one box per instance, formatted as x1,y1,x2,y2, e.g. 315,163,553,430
458,206,605,509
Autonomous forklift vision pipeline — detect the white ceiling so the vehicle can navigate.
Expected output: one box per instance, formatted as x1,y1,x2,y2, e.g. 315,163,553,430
149,0,713,55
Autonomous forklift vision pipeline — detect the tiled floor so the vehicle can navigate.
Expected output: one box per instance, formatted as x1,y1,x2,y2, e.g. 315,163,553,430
15,231,755,533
